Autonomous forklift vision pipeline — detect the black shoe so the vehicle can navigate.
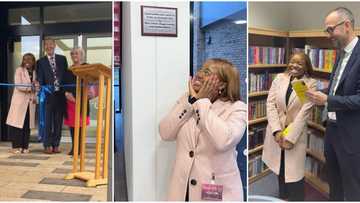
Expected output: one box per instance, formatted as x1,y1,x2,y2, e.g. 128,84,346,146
68,150,73,156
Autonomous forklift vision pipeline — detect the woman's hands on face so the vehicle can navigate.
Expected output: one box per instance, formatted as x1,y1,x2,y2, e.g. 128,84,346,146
189,74,221,101
188,76,197,98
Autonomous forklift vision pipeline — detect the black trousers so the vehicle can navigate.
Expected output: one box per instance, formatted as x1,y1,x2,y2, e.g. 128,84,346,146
185,181,189,201
325,121,360,201
69,127,82,154
43,92,64,148
10,106,30,149
278,150,305,201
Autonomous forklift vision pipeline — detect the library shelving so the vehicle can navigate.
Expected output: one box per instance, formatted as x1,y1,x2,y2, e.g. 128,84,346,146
248,27,288,183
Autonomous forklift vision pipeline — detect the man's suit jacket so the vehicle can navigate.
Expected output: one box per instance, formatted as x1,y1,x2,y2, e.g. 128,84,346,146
327,38,360,154
36,54,68,111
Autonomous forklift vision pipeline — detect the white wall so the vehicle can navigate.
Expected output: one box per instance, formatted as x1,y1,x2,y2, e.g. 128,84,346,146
248,2,291,31
288,2,360,30
249,2,360,31
122,1,190,200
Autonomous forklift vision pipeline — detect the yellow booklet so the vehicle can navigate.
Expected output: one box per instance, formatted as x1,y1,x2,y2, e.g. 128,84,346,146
281,126,290,137
291,80,308,104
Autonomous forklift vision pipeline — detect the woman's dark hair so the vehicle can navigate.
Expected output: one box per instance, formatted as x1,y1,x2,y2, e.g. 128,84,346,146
286,52,313,76
21,53,36,71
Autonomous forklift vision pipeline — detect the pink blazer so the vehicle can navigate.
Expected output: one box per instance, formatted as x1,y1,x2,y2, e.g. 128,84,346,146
6,67,37,129
262,73,316,183
159,93,247,201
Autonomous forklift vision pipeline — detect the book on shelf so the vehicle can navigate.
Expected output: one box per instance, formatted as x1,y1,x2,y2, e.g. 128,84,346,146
249,72,278,93
249,46,286,65
307,129,324,155
249,154,268,178
309,106,325,125
292,47,337,72
249,125,266,150
249,99,267,120
305,156,327,183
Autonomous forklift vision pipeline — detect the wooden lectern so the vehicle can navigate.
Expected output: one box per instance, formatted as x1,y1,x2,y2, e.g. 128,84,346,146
64,63,112,187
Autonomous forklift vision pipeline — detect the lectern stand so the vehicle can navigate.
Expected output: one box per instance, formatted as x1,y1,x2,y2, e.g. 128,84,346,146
64,63,112,187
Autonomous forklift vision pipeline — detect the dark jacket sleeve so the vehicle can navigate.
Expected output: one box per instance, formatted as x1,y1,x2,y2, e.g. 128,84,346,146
327,75,360,111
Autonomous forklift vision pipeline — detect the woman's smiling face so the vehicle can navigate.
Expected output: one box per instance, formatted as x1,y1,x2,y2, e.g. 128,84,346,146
22,55,34,70
288,54,306,78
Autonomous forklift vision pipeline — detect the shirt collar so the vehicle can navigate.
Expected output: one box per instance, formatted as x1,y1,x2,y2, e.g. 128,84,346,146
344,36,358,54
47,54,55,59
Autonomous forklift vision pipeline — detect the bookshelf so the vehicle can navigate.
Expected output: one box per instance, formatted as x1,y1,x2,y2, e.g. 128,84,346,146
249,168,271,184
305,172,329,197
307,121,326,133
248,27,288,183
249,64,287,69
248,117,267,125
249,145,263,155
249,91,268,98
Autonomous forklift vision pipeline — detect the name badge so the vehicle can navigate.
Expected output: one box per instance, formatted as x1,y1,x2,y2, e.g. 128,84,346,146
201,183,223,201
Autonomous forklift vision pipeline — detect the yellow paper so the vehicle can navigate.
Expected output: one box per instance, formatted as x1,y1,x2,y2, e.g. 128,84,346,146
291,80,308,104
282,126,290,137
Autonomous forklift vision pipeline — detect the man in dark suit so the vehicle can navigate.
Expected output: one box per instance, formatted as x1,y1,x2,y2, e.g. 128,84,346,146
37,38,68,154
306,7,360,200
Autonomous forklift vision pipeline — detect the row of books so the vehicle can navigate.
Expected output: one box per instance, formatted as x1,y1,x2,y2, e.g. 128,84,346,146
248,155,268,178
293,47,337,72
249,46,286,65
309,106,325,125
305,156,327,183
249,100,266,120
307,129,324,155
249,72,278,93
249,125,266,150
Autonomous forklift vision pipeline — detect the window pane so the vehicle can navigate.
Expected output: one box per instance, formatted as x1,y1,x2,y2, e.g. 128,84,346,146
44,3,112,24
8,7,40,25
84,36,112,127
85,37,112,68
54,38,75,65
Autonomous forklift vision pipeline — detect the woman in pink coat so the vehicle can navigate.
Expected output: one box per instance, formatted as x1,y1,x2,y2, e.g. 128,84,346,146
262,52,317,201
159,58,247,201
6,53,39,154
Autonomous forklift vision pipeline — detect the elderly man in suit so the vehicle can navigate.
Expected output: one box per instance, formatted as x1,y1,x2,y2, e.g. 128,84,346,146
306,7,360,200
36,38,68,154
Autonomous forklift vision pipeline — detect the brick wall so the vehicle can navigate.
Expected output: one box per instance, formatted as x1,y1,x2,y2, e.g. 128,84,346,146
193,3,247,101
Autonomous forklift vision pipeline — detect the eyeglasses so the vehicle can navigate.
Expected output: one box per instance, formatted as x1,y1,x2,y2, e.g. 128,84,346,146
198,68,213,76
324,20,346,34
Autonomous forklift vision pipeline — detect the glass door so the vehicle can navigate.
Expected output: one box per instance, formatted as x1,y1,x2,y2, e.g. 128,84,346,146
8,36,41,84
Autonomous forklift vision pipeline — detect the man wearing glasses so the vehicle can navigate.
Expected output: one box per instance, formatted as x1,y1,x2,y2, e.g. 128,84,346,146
306,7,360,200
